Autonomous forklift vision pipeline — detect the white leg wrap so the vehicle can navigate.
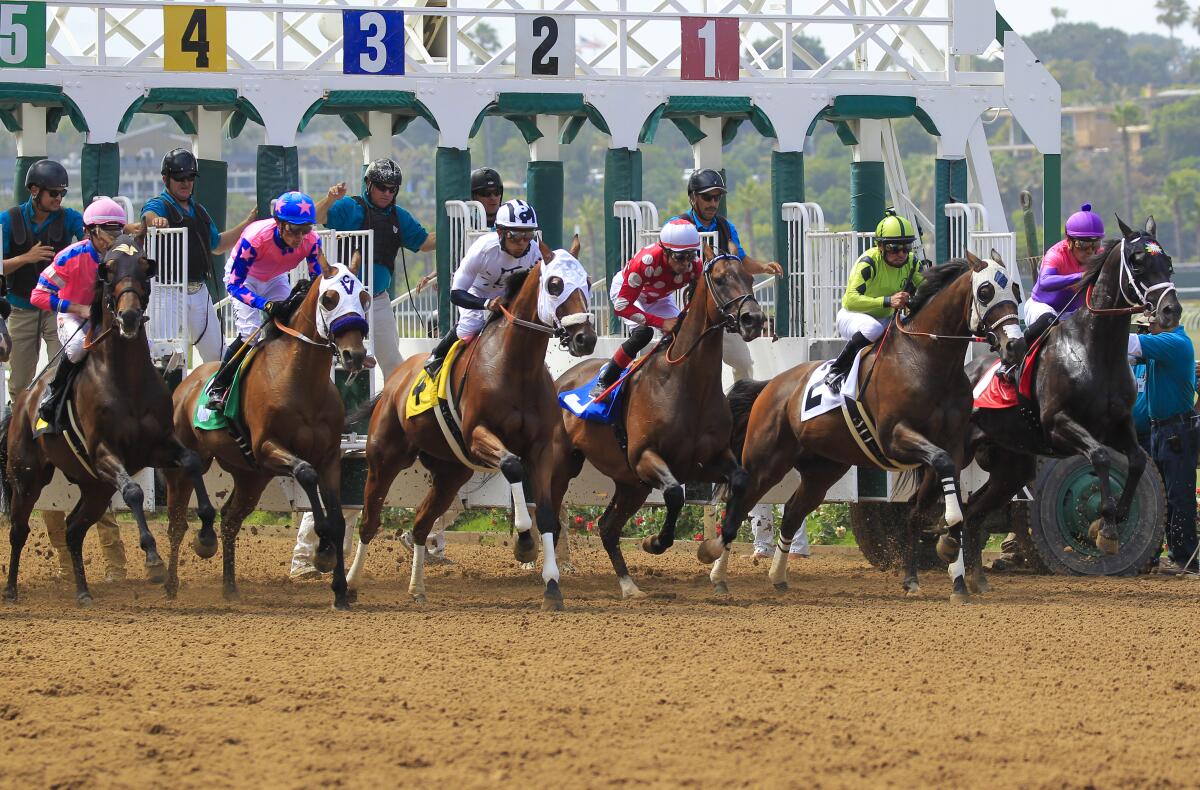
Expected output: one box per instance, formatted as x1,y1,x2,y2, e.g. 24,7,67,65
709,546,730,584
510,482,532,533
768,546,789,586
941,477,963,528
541,531,559,585
948,546,966,582
618,575,642,599
409,544,426,597
346,540,368,590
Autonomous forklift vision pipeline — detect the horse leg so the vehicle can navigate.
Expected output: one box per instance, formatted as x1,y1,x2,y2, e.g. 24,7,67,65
697,450,748,565
902,473,940,597
1047,413,1121,555
219,474,270,601
762,461,849,593
528,443,564,612
468,425,536,563
257,440,338,573
407,458,473,604
64,486,114,606
162,466,191,600
348,412,417,595
634,450,684,558
958,444,1036,592
4,463,48,604
316,462,350,612
176,445,218,559
91,448,164,583
602,483,652,599
1110,421,1148,524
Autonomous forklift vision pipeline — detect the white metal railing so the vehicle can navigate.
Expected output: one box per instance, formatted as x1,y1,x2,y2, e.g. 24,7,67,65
944,201,1019,290
392,275,439,339
589,276,610,333
446,200,488,279
144,226,189,361
614,200,647,268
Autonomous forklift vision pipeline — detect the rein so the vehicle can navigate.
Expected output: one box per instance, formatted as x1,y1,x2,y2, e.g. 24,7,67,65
665,254,757,365
1085,238,1173,317
273,317,337,350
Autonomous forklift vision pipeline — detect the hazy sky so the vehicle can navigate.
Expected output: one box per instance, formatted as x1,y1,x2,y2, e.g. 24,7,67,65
995,0,1200,46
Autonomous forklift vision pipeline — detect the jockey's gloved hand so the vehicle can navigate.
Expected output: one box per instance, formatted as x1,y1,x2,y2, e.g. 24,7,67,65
263,301,282,319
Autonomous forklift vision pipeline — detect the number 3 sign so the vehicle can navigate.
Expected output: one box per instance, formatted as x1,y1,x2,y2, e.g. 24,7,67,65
343,9,405,75
164,6,227,72
680,16,738,81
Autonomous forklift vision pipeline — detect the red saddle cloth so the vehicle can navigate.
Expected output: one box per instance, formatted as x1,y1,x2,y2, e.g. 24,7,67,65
973,335,1045,410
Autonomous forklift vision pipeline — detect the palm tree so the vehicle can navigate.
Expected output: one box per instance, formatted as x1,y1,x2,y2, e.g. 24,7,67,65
1110,103,1143,220
1157,0,1190,45
1050,7,1068,24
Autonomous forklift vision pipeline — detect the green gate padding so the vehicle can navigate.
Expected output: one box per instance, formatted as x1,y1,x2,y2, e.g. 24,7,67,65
850,160,886,234
435,147,471,333
1043,154,1061,252
771,151,804,337
13,156,40,206
935,158,968,264
603,147,642,334
81,143,119,207
195,158,229,301
256,145,299,219
527,160,564,250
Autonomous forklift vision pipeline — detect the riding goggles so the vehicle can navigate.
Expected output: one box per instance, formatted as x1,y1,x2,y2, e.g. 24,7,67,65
89,222,124,234
666,249,698,262
882,243,911,254
503,230,537,242
280,222,314,235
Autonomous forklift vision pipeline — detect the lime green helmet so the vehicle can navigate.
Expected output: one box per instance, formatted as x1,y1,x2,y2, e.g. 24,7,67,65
875,209,915,244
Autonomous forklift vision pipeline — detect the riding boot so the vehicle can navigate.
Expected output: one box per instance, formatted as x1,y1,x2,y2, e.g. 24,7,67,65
1022,313,1055,347
590,325,653,400
423,328,458,377
823,332,871,394
589,362,623,400
206,337,245,411
38,356,79,429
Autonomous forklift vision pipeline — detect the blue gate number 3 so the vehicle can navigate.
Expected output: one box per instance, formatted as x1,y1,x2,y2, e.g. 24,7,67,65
343,10,404,75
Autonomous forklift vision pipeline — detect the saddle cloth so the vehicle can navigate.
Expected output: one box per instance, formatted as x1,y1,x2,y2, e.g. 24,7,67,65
404,339,467,420
799,345,870,423
558,369,629,424
34,392,97,477
193,343,262,432
972,334,1046,411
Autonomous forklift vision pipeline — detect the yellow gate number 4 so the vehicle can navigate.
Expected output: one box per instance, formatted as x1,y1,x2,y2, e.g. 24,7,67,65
164,5,226,72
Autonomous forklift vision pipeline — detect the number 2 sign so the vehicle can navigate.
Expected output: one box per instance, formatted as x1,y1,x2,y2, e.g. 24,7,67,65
680,16,738,82
516,14,574,78
164,6,227,72
343,9,405,75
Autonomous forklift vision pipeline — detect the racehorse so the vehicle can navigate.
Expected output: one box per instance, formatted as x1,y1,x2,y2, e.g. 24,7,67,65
1,236,216,605
165,260,370,610
552,249,765,599
722,252,1024,601
956,217,1180,580
347,246,596,611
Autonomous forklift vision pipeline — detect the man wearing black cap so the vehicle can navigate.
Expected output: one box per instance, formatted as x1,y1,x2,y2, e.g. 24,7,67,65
471,167,505,229
141,148,256,364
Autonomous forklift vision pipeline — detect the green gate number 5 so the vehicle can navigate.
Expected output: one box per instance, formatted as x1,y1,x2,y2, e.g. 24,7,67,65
0,5,29,64
180,8,209,69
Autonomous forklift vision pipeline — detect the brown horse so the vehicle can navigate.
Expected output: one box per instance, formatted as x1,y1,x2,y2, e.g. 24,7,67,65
165,260,369,610
1,235,216,605
347,247,596,610
722,252,1024,601
552,251,766,599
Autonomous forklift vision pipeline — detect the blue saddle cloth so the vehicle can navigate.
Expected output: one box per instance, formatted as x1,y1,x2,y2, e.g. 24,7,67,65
558,370,627,424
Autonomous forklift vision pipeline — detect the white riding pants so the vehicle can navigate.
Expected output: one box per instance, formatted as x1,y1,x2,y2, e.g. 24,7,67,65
232,274,292,342
835,308,889,342
56,314,89,363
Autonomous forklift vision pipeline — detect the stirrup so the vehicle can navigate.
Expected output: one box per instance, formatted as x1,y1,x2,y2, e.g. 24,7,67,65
823,372,845,394
423,354,444,377
206,389,228,411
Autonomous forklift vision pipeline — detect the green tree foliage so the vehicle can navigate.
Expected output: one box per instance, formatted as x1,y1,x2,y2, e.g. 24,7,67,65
1156,0,1191,42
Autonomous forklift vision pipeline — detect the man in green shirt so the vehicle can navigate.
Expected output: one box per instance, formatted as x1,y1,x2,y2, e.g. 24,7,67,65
824,209,926,393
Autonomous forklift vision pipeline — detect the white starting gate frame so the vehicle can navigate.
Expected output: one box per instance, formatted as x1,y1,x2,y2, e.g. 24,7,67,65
143,226,190,364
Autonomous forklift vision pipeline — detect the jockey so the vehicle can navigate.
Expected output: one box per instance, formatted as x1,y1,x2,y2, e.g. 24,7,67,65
589,218,703,399
824,208,926,394
30,197,129,426
206,191,323,409
422,198,542,376
1022,203,1105,345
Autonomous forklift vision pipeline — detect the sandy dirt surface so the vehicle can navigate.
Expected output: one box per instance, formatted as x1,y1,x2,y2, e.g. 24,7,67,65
1,521,1199,789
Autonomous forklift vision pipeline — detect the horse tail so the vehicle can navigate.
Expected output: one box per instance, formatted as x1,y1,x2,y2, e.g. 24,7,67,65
0,410,12,515
345,393,382,431
728,378,769,460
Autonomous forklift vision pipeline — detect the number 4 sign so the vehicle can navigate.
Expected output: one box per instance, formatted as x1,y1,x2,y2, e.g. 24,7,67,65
343,10,405,75
680,16,738,82
0,1,46,69
164,6,227,72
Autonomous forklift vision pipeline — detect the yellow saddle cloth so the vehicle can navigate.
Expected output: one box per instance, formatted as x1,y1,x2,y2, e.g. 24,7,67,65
405,340,465,419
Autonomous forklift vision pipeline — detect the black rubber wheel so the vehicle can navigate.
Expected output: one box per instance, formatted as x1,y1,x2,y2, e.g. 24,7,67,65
1028,455,1165,576
850,501,945,572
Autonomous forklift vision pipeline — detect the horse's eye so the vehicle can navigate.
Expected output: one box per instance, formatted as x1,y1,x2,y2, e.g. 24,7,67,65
714,275,726,286
977,282,995,304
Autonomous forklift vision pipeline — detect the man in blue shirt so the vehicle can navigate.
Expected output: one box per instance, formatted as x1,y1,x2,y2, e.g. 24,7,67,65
141,148,256,364
316,158,436,380
1128,318,1198,574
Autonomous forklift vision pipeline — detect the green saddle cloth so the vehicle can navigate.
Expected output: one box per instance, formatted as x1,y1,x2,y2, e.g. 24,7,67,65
193,348,255,431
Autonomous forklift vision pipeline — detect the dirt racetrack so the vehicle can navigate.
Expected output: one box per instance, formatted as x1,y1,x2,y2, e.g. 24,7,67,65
1,522,1199,789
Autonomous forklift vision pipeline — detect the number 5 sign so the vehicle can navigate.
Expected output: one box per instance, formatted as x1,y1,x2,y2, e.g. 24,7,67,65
680,16,738,82
343,10,405,75
0,1,46,69
164,6,227,72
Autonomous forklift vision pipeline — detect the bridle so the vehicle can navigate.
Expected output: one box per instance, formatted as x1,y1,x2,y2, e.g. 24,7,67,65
895,260,1020,351
1085,237,1176,317
665,253,759,364
499,263,593,350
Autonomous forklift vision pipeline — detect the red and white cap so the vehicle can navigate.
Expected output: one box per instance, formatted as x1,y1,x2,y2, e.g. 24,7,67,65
659,218,700,251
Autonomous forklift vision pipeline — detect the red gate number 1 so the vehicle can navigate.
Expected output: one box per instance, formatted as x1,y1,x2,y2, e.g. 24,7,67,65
680,17,738,82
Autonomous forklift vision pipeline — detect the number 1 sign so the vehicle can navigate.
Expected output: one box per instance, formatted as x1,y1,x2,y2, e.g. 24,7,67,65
680,16,738,82
343,9,405,75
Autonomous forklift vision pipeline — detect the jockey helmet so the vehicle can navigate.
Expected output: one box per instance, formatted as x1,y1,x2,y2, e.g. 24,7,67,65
161,148,199,178
273,191,317,225
659,218,701,251
1065,203,1105,240
875,209,915,244
25,159,68,191
365,158,402,189
496,199,538,230
471,167,502,194
83,197,127,227
687,168,727,195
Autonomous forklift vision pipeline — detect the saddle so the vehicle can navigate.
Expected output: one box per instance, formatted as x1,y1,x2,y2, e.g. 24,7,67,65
404,339,494,472
973,332,1049,411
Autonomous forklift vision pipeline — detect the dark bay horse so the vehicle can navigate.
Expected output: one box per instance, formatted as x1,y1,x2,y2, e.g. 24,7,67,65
166,261,369,610
957,217,1180,580
723,252,1024,601
349,247,596,610
2,236,216,605
553,251,765,599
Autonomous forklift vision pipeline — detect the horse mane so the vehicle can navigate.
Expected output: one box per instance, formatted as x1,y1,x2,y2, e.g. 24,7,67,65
906,260,969,316
483,267,534,329
1073,238,1120,293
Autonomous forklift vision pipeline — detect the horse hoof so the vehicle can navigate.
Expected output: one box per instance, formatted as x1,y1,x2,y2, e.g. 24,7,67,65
697,538,725,564
76,593,94,608
223,588,240,603
313,550,336,575
641,536,667,555
1096,533,1121,556
411,592,427,605
905,586,922,598
513,534,537,564
773,582,788,593
164,587,178,601
936,534,960,563
542,580,564,612
712,581,730,596
949,592,968,604
346,588,358,604
332,598,352,612
1088,519,1102,542
3,588,16,604
620,585,647,600
145,560,167,585
191,534,218,559
968,576,992,594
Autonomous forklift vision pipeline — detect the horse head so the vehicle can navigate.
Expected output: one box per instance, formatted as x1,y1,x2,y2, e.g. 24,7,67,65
99,234,155,340
536,244,597,356
313,261,370,372
1113,215,1180,328
964,250,1025,368
701,244,765,341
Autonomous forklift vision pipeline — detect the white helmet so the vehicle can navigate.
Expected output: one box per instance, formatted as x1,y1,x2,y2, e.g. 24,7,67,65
496,199,538,230
659,218,701,251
